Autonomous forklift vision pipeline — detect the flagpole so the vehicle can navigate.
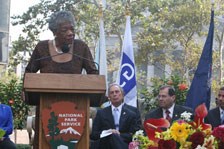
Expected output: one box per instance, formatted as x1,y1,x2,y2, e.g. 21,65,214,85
116,2,138,107
98,0,108,98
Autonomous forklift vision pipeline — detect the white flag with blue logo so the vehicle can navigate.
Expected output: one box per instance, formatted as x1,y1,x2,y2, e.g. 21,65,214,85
116,15,137,107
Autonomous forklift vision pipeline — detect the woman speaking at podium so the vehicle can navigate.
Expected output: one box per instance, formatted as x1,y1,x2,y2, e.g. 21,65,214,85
24,10,98,149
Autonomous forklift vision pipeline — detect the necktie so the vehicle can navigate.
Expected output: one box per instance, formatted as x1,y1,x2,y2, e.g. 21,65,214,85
113,108,119,130
165,110,172,122
221,110,224,124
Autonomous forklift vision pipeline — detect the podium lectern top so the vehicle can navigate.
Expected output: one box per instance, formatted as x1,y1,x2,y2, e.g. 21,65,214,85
23,73,106,106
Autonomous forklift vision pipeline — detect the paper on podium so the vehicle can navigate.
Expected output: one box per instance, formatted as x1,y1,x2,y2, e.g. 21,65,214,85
100,129,112,138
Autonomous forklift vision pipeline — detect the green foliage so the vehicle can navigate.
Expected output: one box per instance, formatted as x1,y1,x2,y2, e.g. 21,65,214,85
16,144,31,149
0,128,5,138
136,0,213,75
140,75,188,112
9,0,224,99
9,0,148,72
0,77,30,129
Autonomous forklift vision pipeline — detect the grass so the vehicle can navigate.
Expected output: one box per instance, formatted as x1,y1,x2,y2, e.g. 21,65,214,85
16,144,31,149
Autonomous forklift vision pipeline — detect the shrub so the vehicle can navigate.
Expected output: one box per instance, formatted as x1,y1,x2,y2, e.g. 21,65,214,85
0,78,30,129
140,75,188,112
16,144,31,149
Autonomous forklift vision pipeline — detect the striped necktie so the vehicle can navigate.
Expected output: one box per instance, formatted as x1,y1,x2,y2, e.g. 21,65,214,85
165,110,172,122
113,108,119,130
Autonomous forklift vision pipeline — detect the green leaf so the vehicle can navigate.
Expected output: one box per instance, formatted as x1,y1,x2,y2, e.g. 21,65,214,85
0,129,6,138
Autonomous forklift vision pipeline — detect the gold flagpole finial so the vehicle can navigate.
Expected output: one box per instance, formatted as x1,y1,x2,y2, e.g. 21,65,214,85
125,3,131,16
98,3,103,18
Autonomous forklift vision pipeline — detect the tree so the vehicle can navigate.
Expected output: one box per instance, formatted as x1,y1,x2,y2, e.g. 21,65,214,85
48,112,60,147
9,0,148,75
136,0,217,79
0,75,30,129
10,0,224,109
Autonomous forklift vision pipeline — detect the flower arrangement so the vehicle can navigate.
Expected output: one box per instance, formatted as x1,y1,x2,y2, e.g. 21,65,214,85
129,130,155,149
212,125,224,148
129,103,224,149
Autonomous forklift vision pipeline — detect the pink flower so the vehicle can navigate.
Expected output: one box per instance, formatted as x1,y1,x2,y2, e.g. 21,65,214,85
129,141,139,149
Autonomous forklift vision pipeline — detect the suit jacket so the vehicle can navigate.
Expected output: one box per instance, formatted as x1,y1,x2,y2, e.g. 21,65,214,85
90,103,142,143
204,107,221,129
145,104,194,124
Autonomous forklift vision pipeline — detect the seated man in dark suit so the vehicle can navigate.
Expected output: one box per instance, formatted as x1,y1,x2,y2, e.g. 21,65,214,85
145,85,193,124
205,86,224,128
90,83,142,149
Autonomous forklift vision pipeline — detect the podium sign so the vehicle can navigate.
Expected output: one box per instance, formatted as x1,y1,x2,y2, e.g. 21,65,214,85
23,73,106,149
42,101,85,148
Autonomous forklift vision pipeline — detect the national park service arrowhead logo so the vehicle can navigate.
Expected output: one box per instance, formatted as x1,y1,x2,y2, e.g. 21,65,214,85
42,101,85,149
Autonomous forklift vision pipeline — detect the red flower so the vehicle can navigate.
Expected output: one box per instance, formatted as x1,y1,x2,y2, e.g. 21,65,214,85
212,125,224,142
8,99,14,105
178,83,187,91
189,131,205,149
158,139,176,149
148,147,158,149
189,103,212,131
144,118,170,143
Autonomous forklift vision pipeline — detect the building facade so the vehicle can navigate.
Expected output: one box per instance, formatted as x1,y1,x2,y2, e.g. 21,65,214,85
0,0,10,74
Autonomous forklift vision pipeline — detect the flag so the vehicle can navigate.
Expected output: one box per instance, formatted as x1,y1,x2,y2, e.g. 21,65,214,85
94,40,100,68
116,15,137,107
99,15,107,81
185,9,214,110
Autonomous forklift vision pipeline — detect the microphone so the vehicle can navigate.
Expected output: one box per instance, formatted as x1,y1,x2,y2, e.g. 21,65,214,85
34,44,71,61
33,44,99,72
61,43,99,71
68,52,100,71
61,44,70,53
34,53,64,61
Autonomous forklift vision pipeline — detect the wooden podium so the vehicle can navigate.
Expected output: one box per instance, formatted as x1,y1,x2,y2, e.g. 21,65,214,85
23,73,106,149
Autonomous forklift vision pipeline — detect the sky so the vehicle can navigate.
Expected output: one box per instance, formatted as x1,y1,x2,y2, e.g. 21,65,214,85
10,0,53,41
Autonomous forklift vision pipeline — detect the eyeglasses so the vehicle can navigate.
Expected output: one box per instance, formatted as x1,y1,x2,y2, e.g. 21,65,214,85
158,95,168,99
218,94,224,98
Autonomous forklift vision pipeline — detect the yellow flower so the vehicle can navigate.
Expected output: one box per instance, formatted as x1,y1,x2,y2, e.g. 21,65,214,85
170,121,190,144
179,141,192,149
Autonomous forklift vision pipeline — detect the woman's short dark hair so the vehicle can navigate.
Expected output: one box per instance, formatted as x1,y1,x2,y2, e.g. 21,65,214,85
48,11,75,33
159,85,175,96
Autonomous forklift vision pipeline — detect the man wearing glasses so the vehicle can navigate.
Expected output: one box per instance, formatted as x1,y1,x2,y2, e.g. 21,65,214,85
205,87,224,128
